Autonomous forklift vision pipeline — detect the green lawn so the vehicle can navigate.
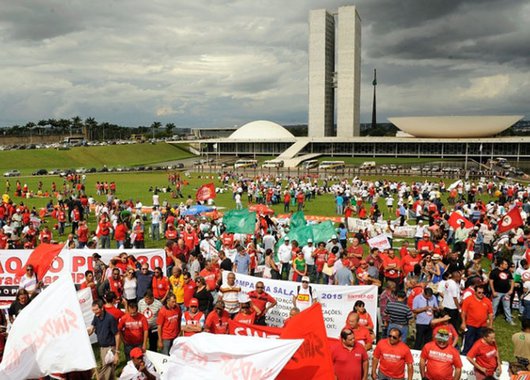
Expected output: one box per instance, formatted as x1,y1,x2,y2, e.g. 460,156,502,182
3,168,521,362
1,143,192,174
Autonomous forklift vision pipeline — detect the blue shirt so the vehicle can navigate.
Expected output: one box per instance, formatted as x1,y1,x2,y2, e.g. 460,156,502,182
412,294,438,325
234,253,250,274
92,310,118,347
136,270,154,299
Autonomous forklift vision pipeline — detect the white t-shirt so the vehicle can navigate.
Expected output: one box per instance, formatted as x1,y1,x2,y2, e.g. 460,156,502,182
442,279,460,309
19,274,38,294
119,356,160,380
278,244,292,264
302,245,315,265
295,286,318,312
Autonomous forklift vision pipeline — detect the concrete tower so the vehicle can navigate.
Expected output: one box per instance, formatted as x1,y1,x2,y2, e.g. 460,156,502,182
336,5,361,137
308,5,361,138
308,9,335,137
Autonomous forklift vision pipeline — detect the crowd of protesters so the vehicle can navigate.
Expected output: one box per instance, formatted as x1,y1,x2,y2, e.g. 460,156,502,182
3,173,530,379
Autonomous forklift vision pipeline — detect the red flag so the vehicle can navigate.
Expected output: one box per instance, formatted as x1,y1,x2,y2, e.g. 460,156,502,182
448,212,474,230
195,183,216,202
228,319,282,338
497,207,524,234
277,303,335,380
15,243,64,280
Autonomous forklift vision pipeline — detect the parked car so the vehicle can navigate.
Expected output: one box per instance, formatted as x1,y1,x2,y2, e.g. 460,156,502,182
3,169,20,177
32,169,48,176
48,168,61,175
75,168,87,174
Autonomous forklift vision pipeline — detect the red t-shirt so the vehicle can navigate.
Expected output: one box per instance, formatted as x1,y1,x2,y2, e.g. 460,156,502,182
183,280,197,307
204,310,230,334
402,254,422,276
357,312,374,330
347,245,364,268
373,339,413,379
114,224,128,241
152,276,170,300
77,225,89,243
417,240,434,253
118,313,148,345
331,343,368,380
247,290,276,316
104,304,124,321
342,324,373,348
467,339,498,376
199,268,218,291
156,306,182,340
462,296,493,328
382,255,401,278
420,341,463,380
233,311,256,325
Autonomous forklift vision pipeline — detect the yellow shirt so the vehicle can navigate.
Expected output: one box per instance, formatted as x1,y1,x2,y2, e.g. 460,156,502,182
169,274,185,304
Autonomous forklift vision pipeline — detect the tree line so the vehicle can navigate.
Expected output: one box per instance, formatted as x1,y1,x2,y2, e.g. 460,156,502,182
0,117,190,141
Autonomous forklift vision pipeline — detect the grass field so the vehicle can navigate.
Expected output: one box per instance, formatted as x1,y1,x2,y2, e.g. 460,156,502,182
1,142,192,174
0,142,521,362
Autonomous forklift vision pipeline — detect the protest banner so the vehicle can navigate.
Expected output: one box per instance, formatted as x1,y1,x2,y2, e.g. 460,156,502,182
367,234,391,250
0,248,166,302
393,225,417,238
145,350,171,377
346,217,373,232
162,333,302,380
77,288,96,344
0,275,96,379
224,272,378,338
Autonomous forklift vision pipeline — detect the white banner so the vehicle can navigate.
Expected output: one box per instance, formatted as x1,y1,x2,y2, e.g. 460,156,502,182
225,273,378,338
145,350,170,377
162,333,302,380
0,248,166,302
77,288,97,344
0,275,96,379
367,234,391,250
393,226,417,238
347,217,373,232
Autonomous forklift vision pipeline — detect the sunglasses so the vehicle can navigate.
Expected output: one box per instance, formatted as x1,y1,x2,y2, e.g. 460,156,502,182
389,335,400,340
141,268,148,271
476,291,484,294
256,286,264,289
190,305,198,308
27,268,33,272
302,281,309,283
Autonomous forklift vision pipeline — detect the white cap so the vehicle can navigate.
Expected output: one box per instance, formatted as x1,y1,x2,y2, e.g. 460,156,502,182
307,239,313,243
331,235,337,239
203,233,209,238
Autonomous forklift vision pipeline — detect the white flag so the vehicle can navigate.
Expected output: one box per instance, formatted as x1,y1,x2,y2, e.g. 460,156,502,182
0,276,96,379
77,288,97,344
161,333,302,380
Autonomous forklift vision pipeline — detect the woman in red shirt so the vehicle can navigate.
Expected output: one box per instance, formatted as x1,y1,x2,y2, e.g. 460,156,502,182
313,242,328,284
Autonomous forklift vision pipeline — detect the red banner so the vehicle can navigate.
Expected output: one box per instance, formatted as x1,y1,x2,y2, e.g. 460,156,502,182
196,183,216,201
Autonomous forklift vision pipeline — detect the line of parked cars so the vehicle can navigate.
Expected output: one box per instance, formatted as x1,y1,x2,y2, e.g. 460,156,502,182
3,163,186,177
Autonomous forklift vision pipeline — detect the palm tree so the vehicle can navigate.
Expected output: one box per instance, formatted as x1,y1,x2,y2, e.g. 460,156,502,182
84,117,98,141
165,123,176,136
150,121,162,139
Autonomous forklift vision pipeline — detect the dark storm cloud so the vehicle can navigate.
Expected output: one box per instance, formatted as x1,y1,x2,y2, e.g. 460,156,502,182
0,0,527,127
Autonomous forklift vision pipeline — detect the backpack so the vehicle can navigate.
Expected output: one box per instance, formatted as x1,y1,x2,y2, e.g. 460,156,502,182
297,285,313,298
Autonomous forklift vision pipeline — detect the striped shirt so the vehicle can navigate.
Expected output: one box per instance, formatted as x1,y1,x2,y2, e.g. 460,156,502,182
384,300,413,325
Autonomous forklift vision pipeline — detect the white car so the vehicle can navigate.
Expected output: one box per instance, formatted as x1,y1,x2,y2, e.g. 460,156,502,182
3,169,21,177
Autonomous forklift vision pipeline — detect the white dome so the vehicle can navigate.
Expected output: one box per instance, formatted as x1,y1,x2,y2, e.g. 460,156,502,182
388,115,523,138
229,120,295,140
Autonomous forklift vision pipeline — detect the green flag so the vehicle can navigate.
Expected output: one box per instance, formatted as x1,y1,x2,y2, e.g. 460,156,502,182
223,209,256,234
311,221,336,245
290,211,306,230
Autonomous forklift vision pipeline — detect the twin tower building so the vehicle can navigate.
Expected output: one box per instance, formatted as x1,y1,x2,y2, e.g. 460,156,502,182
308,6,361,138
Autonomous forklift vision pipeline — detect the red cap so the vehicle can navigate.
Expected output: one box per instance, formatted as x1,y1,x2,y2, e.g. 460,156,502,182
189,298,199,307
130,347,144,358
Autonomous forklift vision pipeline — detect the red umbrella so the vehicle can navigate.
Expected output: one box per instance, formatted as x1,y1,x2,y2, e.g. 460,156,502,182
249,204,274,215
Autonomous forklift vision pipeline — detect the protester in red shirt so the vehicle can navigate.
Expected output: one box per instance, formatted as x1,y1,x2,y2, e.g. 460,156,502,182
344,312,373,350
204,300,230,334
417,233,434,254
431,312,459,348
156,294,182,355
353,301,374,331
104,268,124,300
77,220,89,248
233,293,256,325
382,248,402,284
182,272,197,308
114,221,128,249
165,223,178,241
466,328,501,380
181,298,205,336
182,225,199,253
346,238,364,269
420,329,463,380
248,281,277,326
80,270,99,301
331,328,368,380
152,267,170,302
199,260,219,291
117,301,149,360
372,328,413,380
402,249,422,277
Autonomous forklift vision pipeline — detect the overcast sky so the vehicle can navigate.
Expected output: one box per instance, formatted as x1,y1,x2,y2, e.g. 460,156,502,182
0,0,528,128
